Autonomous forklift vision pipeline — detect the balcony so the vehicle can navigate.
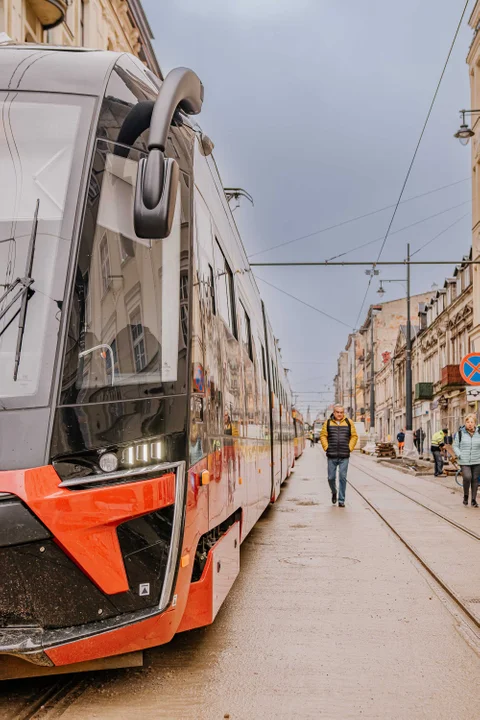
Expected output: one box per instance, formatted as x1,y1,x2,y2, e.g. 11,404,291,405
415,382,433,401
441,364,463,389
28,0,66,30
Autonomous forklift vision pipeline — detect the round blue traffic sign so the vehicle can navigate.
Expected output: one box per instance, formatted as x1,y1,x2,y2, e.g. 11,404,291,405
460,353,480,386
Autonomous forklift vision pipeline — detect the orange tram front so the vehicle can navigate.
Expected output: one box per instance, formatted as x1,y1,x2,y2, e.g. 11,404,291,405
0,45,295,672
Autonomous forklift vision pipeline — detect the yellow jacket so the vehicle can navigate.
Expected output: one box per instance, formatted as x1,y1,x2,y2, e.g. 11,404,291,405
320,417,358,453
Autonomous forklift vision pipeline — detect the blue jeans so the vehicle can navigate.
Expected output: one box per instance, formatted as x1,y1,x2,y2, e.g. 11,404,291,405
328,458,349,503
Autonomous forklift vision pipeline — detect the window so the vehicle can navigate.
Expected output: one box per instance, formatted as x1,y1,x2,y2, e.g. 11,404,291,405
130,308,147,373
100,234,111,294
214,239,236,335
239,301,253,360
208,264,216,315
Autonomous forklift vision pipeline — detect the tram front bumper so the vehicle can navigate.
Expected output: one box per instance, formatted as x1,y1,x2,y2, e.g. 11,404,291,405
0,462,191,666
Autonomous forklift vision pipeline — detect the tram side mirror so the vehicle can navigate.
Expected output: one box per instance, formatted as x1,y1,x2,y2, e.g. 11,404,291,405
134,152,180,239
133,66,204,239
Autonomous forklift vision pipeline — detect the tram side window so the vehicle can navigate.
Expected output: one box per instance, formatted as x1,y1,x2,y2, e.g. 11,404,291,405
239,301,253,361
214,239,236,336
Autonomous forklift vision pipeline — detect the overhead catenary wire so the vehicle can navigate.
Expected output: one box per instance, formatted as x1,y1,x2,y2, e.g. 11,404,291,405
374,0,471,266
354,275,373,331
352,0,471,326
351,212,470,324
247,176,470,259
410,212,470,257
253,275,354,330
325,199,471,262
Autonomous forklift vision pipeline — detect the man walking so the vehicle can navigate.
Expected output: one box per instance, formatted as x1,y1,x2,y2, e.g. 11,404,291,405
431,427,448,477
320,405,358,507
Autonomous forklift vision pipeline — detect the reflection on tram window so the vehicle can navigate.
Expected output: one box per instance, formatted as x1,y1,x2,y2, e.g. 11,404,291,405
129,307,147,373
224,411,233,436
59,139,188,404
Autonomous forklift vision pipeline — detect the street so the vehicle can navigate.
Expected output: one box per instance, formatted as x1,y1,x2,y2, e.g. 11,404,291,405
4,447,480,720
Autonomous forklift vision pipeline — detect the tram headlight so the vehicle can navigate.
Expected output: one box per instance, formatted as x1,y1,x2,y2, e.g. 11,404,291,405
121,441,163,467
98,452,119,473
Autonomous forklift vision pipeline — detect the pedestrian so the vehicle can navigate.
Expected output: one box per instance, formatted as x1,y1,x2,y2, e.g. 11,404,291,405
453,414,480,508
413,428,420,453
431,427,448,477
397,429,405,456
320,404,358,508
419,427,425,455
309,430,314,448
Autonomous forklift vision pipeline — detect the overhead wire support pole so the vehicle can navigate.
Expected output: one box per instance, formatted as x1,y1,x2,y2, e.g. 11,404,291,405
405,243,414,456
250,260,480,267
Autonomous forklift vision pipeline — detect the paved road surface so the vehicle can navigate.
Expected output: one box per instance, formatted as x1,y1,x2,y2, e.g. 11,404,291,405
3,448,480,719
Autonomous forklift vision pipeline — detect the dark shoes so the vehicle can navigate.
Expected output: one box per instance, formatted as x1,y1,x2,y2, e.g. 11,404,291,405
332,491,337,505
472,501,478,508
464,497,469,506
338,502,345,508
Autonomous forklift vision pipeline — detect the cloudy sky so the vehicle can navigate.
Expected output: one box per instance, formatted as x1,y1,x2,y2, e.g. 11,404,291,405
144,0,472,417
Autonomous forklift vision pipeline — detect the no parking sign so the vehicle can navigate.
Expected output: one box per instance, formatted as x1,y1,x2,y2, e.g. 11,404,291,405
460,353,480,385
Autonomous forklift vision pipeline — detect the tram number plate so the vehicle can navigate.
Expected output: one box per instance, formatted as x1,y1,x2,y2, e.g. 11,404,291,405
139,583,151,596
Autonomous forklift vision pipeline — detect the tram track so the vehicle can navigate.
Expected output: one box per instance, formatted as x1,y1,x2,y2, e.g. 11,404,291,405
348,459,480,633
350,459,480,543
11,676,92,720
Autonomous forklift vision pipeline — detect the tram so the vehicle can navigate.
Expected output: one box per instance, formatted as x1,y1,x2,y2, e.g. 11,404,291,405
0,45,296,673
292,410,305,459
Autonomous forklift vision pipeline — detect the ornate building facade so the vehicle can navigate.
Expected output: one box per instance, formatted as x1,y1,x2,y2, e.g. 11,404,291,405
371,255,473,445
467,3,480,351
0,0,161,76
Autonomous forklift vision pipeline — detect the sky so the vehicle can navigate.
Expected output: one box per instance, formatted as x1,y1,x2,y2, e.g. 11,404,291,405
143,0,473,417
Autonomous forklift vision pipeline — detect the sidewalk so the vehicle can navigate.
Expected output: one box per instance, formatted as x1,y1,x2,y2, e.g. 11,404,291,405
50,446,480,720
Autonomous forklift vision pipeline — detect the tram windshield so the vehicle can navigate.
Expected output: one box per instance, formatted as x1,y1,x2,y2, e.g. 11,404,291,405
0,92,94,409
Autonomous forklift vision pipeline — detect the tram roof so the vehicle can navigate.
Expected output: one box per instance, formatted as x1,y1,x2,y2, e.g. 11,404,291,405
0,45,123,95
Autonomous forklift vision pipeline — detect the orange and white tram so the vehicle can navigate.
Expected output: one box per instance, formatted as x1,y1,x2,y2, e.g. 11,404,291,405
293,410,305,459
0,45,296,674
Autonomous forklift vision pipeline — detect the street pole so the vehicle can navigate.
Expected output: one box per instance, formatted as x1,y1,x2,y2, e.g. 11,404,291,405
350,362,353,420
404,243,417,458
370,312,375,433
353,337,357,421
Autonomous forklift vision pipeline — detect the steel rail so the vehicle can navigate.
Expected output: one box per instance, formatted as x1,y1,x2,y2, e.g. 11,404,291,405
14,677,90,720
348,461,480,631
350,460,480,542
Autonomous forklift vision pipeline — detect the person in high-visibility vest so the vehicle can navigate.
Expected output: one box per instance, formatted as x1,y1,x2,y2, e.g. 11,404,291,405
431,427,448,477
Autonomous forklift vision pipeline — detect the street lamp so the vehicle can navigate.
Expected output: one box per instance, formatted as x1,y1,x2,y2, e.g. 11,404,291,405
454,109,479,146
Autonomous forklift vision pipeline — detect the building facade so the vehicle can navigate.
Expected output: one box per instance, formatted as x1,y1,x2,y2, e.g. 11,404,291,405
0,0,161,76
358,293,433,431
369,255,473,445
467,3,480,352
334,332,364,421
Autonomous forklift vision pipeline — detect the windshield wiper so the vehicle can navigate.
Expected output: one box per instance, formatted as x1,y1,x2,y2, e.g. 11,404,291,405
0,199,40,381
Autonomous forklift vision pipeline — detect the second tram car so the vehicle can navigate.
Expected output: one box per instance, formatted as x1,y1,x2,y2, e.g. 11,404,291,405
292,410,305,459
0,45,296,673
